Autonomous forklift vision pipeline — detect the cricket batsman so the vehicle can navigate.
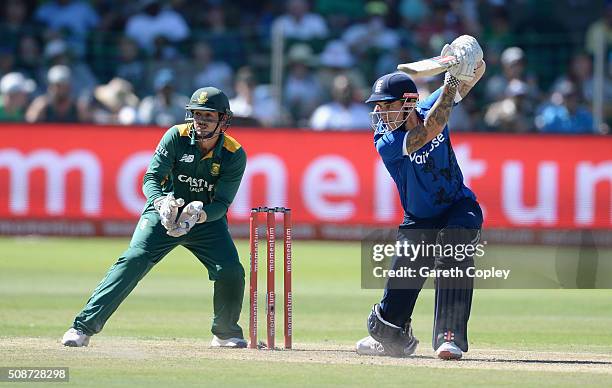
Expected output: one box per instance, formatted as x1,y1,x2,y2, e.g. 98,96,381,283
62,87,249,348
356,36,486,360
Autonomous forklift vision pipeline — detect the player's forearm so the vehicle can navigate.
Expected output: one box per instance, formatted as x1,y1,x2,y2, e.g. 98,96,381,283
404,84,456,154
404,83,456,154
424,82,457,132
142,172,165,201
458,60,486,99
201,201,229,222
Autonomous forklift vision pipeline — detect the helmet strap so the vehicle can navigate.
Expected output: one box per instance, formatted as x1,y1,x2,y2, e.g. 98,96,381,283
191,114,229,145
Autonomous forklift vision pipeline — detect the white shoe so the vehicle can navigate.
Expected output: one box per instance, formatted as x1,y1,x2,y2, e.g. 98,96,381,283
356,335,418,357
210,335,247,348
356,336,385,355
436,341,462,360
61,328,90,347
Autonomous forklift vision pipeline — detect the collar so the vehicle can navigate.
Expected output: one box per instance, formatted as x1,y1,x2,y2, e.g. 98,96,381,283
202,132,225,160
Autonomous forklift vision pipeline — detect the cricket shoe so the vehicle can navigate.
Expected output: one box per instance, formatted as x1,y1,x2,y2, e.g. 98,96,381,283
356,336,384,355
210,335,247,348
436,341,462,360
356,335,419,357
61,328,90,347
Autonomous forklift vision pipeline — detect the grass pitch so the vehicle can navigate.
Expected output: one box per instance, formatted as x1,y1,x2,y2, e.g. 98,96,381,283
1,237,611,387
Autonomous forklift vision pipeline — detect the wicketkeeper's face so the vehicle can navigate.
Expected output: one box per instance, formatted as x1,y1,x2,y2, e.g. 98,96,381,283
191,110,226,141
193,110,219,129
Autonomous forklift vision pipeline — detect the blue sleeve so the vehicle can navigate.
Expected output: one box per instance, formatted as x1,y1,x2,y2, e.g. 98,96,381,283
416,86,458,127
420,87,443,109
375,131,406,162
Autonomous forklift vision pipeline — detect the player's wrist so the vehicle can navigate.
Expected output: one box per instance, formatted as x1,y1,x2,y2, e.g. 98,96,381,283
196,210,207,224
444,73,461,89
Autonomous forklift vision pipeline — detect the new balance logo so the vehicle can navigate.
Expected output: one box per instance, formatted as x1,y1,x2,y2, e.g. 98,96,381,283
179,154,194,163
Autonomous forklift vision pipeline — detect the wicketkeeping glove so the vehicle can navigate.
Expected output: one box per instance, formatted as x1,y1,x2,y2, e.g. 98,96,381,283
154,194,185,231
166,201,208,237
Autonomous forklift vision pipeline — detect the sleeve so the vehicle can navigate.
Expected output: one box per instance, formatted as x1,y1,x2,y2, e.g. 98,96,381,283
423,87,443,107
420,86,460,109
142,127,177,201
375,130,407,162
202,148,247,222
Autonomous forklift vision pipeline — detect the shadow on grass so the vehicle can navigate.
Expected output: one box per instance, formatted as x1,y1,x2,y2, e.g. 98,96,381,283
286,348,612,366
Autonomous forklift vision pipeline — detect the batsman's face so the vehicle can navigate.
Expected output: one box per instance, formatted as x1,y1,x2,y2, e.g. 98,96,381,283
370,99,416,134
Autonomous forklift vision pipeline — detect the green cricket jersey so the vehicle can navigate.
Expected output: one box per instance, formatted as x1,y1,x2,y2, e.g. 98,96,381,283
142,123,246,222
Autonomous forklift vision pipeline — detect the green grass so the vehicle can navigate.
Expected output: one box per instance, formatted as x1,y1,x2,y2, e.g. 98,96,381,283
0,237,611,387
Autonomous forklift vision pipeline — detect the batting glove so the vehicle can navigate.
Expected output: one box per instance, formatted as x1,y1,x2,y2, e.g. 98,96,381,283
166,201,207,237
153,194,185,231
451,35,483,63
445,45,477,83
444,34,483,84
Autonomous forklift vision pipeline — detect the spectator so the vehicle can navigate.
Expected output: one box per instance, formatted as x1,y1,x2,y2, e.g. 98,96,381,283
25,65,89,123
536,81,595,134
114,36,146,97
137,68,189,126
42,39,98,98
316,40,368,102
310,74,370,130
375,37,420,78
414,1,465,56
485,46,540,103
229,66,287,127
283,43,323,126
0,72,36,122
552,52,612,107
342,1,400,55
399,0,429,27
315,0,363,37
14,35,42,82
91,78,139,125
190,41,234,97
481,6,515,56
34,0,100,58
197,3,245,69
484,79,534,133
0,0,35,50
90,0,125,32
0,47,16,78
125,0,190,55
151,35,183,61
271,0,329,40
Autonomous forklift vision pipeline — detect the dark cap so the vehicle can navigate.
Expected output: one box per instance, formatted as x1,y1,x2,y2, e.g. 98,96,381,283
186,86,232,116
365,72,418,103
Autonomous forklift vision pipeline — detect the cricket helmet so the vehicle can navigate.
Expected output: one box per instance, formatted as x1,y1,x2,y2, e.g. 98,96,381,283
366,72,419,135
185,87,232,118
185,87,233,144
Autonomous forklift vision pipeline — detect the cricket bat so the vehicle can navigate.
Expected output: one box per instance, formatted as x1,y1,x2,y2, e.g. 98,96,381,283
397,55,459,77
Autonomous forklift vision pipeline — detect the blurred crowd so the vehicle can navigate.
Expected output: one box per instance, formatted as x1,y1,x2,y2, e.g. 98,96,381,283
0,0,610,133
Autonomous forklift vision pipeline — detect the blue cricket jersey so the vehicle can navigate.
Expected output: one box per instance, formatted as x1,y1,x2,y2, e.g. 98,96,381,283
375,87,476,223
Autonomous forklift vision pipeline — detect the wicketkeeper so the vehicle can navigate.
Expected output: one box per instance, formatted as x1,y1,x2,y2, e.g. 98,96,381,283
62,87,248,348
357,35,486,360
